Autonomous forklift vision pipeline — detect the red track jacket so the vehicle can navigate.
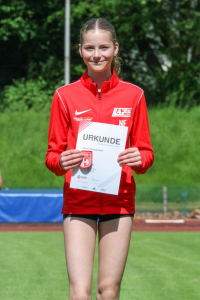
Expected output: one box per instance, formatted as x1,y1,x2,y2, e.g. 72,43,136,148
45,70,154,214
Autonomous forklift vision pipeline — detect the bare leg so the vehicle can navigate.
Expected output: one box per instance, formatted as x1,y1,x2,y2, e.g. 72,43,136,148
63,217,97,300
96,216,133,300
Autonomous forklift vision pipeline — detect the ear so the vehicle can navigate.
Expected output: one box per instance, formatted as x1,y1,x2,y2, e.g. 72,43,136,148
114,42,119,56
79,44,82,57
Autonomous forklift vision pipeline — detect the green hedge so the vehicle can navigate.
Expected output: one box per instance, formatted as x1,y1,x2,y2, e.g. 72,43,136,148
1,106,200,188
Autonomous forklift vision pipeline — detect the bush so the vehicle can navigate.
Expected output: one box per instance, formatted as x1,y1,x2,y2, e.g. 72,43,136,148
0,77,57,112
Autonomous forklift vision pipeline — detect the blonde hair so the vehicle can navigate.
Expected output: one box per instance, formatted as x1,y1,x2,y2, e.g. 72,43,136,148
80,18,121,75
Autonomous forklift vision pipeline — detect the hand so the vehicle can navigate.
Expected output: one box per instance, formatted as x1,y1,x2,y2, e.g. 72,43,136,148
59,150,84,172
117,148,142,168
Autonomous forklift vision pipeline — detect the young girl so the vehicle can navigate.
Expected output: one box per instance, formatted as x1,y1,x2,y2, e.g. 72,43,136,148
46,18,154,300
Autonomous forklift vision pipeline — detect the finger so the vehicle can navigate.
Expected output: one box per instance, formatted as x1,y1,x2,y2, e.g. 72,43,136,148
118,152,140,162
60,153,84,164
62,162,81,172
61,156,84,167
118,151,141,160
61,150,84,157
118,156,141,165
125,162,142,168
118,147,139,157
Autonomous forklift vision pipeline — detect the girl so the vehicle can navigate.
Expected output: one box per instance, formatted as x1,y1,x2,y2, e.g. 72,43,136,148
46,18,154,300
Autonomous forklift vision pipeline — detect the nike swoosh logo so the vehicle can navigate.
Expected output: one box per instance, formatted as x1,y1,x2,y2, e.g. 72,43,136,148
75,109,92,115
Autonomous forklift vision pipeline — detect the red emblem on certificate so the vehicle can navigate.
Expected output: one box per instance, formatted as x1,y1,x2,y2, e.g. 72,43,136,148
80,151,93,169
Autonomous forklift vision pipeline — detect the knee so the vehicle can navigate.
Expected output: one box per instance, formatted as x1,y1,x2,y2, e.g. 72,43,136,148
96,283,120,300
69,286,92,300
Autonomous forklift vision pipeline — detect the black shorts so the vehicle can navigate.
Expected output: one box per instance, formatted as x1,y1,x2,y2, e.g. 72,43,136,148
63,213,134,222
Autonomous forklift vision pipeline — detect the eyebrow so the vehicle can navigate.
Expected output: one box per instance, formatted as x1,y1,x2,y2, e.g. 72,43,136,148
84,44,110,47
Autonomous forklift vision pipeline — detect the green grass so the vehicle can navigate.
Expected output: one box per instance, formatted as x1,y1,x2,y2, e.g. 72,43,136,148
134,105,200,185
0,106,200,188
0,232,200,300
0,110,63,188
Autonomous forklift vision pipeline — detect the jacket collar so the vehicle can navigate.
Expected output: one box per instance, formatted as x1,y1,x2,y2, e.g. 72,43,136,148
81,69,119,96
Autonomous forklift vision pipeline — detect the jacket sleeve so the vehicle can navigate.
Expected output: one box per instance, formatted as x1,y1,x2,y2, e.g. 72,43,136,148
130,92,154,174
45,90,69,176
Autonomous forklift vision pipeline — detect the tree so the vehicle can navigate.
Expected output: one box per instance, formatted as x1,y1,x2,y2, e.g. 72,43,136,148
0,0,200,108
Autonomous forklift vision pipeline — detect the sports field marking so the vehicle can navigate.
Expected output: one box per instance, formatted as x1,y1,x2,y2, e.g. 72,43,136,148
145,219,185,223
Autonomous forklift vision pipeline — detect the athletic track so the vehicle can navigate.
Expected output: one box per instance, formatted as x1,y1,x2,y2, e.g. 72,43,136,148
0,219,200,232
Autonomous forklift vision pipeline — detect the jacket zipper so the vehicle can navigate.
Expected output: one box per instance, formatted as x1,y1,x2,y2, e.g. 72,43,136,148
98,90,103,122
98,90,103,214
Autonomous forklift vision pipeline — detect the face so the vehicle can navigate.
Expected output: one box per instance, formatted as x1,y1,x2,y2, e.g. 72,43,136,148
79,29,119,74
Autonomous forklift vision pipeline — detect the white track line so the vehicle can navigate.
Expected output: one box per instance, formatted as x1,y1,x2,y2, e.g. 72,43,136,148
145,219,185,224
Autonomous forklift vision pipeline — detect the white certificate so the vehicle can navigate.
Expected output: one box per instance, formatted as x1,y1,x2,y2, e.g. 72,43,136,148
70,121,128,195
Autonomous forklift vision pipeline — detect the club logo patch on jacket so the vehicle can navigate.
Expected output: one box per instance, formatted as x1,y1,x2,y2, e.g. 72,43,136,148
112,108,132,117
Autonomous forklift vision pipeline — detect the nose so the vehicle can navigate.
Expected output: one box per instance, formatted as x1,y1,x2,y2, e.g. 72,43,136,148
93,48,101,59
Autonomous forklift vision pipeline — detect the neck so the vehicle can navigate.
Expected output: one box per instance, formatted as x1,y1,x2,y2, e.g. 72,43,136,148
87,68,112,90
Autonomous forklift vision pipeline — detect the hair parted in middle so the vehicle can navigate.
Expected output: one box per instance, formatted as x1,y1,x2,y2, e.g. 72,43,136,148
80,18,122,75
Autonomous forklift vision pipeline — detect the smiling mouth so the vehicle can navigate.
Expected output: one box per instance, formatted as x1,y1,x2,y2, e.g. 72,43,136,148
90,61,105,64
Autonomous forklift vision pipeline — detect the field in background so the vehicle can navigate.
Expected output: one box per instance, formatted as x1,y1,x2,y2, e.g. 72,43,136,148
0,106,200,188
0,232,199,300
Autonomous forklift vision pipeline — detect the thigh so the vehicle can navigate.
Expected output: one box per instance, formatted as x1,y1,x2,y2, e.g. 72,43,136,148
63,216,97,295
97,216,133,295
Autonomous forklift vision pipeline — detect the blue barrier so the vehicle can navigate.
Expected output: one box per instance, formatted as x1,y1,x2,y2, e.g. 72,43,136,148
0,190,63,223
